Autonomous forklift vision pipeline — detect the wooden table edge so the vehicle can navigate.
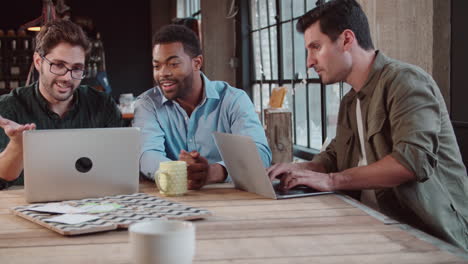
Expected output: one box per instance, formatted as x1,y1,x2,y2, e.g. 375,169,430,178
336,193,468,260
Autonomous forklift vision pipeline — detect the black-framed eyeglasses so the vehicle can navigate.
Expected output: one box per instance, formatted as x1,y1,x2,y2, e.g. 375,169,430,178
40,55,86,80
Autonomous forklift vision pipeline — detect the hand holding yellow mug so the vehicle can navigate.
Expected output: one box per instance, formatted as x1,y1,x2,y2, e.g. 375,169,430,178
155,161,188,196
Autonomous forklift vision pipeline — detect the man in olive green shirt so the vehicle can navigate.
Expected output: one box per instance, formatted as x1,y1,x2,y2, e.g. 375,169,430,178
0,20,122,190
268,0,467,250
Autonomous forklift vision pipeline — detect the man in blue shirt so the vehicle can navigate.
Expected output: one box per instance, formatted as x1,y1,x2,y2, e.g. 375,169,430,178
133,25,271,190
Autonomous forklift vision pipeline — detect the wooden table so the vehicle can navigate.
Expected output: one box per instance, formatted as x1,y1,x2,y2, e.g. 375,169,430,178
1,181,467,263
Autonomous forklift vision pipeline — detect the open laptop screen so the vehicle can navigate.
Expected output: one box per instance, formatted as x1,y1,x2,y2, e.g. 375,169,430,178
23,127,140,203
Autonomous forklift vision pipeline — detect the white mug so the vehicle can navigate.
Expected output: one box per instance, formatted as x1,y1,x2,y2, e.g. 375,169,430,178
129,220,195,264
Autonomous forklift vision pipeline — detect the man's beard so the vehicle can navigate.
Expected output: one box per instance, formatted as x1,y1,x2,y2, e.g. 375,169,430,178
40,68,76,102
160,71,194,101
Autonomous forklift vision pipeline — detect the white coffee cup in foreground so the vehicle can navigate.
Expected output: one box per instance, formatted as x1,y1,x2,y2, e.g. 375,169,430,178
129,220,195,264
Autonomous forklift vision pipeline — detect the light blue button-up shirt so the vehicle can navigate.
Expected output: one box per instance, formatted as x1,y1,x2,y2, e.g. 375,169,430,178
133,73,272,180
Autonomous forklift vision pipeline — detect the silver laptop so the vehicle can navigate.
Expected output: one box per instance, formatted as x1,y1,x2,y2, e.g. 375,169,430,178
213,132,333,199
23,127,140,203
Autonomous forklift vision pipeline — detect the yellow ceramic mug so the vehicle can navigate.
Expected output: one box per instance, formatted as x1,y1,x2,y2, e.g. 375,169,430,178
155,161,187,196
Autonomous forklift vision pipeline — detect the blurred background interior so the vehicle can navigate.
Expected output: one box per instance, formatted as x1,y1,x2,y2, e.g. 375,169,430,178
0,0,467,169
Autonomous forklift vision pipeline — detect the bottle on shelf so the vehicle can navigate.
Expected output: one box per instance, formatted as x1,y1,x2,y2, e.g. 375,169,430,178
17,29,32,82
0,29,34,92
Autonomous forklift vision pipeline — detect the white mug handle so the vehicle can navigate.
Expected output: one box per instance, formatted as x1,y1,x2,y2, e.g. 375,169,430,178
155,169,169,193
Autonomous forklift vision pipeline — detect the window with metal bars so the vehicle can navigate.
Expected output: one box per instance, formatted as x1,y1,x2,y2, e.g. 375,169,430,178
177,0,201,18
248,0,351,159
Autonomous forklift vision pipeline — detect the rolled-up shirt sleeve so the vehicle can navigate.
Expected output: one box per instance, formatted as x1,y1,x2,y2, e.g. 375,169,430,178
312,138,338,173
387,69,441,182
132,95,171,180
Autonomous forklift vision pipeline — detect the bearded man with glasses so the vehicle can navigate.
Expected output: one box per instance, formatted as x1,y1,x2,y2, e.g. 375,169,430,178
0,19,122,190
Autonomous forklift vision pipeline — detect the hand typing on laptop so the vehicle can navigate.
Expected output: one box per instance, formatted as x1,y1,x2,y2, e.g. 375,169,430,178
213,132,332,199
272,179,321,196
267,162,333,192
178,150,227,190
0,116,36,182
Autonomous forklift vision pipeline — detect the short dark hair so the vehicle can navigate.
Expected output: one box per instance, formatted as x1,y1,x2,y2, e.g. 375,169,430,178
35,19,91,56
152,24,201,58
296,0,374,50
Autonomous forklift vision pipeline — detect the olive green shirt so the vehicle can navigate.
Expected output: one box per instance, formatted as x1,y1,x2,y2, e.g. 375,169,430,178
313,51,468,250
0,82,123,189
